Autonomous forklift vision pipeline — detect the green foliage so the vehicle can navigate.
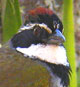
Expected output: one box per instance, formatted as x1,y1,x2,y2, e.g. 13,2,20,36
2,0,22,42
77,68,80,87
63,0,77,87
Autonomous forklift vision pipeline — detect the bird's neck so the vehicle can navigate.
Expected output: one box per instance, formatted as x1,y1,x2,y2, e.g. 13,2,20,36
16,44,69,66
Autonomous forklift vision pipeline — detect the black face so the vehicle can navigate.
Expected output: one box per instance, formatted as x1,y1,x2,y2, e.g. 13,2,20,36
11,13,65,48
11,25,49,48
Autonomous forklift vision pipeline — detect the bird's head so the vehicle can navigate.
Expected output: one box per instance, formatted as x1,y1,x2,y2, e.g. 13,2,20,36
10,7,71,87
11,7,65,48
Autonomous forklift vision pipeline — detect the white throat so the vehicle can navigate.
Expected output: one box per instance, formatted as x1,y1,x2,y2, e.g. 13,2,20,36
16,44,69,66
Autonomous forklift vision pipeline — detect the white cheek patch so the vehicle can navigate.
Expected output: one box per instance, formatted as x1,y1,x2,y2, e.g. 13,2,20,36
16,44,69,66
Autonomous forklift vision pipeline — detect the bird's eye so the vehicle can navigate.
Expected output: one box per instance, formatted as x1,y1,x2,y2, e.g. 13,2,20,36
57,24,60,29
53,21,60,29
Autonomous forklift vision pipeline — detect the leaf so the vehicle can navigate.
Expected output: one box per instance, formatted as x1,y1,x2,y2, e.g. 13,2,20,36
77,68,80,87
13,0,22,28
63,0,77,87
2,0,22,43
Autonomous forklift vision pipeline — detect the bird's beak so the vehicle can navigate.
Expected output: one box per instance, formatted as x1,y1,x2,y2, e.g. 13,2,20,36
48,29,65,44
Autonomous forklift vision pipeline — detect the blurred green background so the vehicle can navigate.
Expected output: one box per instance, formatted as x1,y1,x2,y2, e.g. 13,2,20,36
0,0,80,87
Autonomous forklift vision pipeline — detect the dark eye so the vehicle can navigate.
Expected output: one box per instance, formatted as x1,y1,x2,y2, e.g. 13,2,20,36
53,21,60,29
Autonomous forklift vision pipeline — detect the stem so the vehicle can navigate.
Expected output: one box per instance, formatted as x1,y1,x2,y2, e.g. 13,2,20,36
63,0,77,87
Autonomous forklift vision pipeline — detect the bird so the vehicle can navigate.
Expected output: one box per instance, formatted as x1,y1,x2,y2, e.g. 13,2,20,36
10,7,71,87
